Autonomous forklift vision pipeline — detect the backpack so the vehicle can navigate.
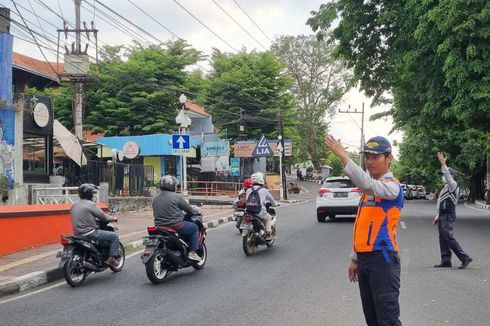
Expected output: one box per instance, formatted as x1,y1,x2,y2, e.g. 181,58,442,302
246,187,262,214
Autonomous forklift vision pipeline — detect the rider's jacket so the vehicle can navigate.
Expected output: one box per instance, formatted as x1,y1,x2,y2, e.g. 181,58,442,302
343,160,404,258
152,190,198,227
70,199,114,236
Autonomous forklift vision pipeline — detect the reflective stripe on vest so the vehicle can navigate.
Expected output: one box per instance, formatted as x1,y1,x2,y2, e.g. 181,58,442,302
353,181,404,259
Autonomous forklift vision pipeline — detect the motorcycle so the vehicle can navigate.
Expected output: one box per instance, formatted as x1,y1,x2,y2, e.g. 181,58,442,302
240,204,277,256
57,206,125,287
233,208,245,234
141,206,207,284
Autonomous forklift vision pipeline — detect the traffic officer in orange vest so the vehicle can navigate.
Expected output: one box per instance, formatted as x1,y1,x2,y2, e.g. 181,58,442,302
325,135,404,326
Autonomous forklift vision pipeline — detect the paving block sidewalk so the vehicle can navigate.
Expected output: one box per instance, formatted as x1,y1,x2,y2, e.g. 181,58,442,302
0,206,234,298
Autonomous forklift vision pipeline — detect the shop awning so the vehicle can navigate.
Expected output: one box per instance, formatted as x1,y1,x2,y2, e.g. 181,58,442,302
53,119,87,167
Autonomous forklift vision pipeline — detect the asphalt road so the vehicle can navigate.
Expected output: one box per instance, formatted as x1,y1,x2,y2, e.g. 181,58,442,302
1,184,489,326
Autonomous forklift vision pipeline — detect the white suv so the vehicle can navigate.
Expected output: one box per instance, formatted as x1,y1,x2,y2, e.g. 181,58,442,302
316,176,362,222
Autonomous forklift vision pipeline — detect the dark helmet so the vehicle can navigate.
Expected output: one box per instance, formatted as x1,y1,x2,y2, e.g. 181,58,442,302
361,136,392,154
160,175,179,192
78,183,97,200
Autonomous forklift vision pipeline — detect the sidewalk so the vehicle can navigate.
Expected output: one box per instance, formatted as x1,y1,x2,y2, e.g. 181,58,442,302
0,206,234,298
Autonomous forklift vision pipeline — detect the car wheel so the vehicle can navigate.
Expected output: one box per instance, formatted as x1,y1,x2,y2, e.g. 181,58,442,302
317,212,326,223
328,214,336,220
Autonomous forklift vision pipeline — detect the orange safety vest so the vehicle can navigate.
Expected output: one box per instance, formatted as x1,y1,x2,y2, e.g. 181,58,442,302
353,179,404,256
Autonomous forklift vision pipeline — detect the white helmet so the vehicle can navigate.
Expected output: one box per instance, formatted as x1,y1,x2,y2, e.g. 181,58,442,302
251,172,265,185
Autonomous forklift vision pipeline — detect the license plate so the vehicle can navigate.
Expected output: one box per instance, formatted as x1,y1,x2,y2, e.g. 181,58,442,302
56,248,73,258
143,238,158,246
333,192,348,198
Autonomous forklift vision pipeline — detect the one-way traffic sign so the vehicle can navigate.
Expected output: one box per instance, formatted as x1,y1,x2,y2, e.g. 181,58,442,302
172,134,190,154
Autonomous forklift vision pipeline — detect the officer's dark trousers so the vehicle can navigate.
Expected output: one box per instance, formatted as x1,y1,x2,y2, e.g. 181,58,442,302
438,212,469,263
357,251,401,326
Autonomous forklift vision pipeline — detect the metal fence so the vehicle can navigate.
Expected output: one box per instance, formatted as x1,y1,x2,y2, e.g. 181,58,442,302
32,186,99,204
63,159,154,196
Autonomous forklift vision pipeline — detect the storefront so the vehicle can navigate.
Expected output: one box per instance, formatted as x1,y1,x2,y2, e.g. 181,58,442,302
20,94,54,184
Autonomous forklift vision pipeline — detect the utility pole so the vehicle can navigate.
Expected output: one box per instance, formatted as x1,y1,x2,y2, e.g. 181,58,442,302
279,107,287,200
339,102,365,170
57,0,98,140
486,153,490,205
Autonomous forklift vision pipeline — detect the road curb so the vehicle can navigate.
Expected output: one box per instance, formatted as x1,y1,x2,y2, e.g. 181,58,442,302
0,214,235,299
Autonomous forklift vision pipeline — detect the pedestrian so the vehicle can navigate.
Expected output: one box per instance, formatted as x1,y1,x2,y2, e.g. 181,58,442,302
325,135,404,326
432,152,472,269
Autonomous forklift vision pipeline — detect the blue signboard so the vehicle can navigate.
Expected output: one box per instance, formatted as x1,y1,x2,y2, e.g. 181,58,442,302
230,158,240,177
172,134,190,154
202,141,229,157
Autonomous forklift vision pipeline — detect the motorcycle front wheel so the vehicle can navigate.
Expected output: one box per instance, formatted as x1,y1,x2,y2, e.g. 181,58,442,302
266,225,277,248
63,251,86,287
109,242,126,272
243,232,256,256
145,250,169,284
192,242,207,270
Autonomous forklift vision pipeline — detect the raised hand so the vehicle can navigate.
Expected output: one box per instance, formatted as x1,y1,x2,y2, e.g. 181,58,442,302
437,152,446,166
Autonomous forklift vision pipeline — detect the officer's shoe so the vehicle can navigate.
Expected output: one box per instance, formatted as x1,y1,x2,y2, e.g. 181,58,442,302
458,257,473,269
433,262,452,268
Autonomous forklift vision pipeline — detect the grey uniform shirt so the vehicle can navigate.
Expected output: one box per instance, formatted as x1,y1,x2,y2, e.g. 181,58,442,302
245,185,278,217
71,199,114,236
344,159,401,260
153,190,198,227
436,165,459,217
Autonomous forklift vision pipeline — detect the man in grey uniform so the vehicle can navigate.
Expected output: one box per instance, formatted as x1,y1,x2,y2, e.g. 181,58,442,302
70,184,119,267
433,152,472,269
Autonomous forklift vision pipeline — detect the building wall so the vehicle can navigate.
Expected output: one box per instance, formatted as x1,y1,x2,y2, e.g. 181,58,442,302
143,156,161,182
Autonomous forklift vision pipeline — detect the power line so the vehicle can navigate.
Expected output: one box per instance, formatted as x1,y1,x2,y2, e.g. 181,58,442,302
10,0,58,76
171,0,239,52
210,0,267,51
231,0,272,43
126,0,183,41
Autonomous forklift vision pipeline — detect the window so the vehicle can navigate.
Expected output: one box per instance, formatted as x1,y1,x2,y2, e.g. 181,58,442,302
23,134,47,174
323,179,355,188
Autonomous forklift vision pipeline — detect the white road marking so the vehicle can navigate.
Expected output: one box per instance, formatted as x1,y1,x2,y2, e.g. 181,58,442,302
400,221,407,229
464,202,490,214
0,249,144,305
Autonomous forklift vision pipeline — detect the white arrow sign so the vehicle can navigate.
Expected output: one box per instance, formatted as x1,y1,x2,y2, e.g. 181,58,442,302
177,136,186,149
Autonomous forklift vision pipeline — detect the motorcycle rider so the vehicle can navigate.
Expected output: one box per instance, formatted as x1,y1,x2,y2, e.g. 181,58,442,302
245,172,278,240
70,183,119,267
152,175,202,262
233,178,253,209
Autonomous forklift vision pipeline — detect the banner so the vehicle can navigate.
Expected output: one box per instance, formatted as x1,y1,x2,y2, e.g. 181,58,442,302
230,158,240,177
201,141,229,157
233,138,292,158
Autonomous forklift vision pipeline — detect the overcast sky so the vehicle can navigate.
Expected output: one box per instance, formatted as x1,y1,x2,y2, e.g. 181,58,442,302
3,0,402,157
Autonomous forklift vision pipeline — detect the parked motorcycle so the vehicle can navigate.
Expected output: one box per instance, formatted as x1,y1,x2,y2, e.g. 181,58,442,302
141,206,207,284
233,208,245,234
57,206,125,287
240,205,277,256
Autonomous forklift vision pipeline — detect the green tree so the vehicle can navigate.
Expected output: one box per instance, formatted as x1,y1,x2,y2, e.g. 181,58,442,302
272,35,351,168
204,49,296,142
307,1,490,200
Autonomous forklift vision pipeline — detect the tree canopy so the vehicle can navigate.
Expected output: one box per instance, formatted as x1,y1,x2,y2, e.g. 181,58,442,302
272,35,351,167
308,0,490,199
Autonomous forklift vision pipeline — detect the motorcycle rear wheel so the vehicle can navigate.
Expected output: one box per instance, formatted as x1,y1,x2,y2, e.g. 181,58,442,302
243,232,256,256
192,242,207,270
109,242,126,272
63,252,86,287
145,250,169,284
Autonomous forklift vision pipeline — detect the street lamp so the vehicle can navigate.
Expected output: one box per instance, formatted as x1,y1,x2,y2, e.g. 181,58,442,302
276,135,284,200
176,94,191,199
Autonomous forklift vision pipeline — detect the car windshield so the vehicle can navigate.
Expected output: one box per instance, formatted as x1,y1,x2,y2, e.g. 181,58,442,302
323,180,354,188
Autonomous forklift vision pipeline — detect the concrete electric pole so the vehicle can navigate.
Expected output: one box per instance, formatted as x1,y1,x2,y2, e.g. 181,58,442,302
57,0,98,140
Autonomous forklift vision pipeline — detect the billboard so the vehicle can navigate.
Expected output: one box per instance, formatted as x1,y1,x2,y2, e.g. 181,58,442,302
233,137,292,158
